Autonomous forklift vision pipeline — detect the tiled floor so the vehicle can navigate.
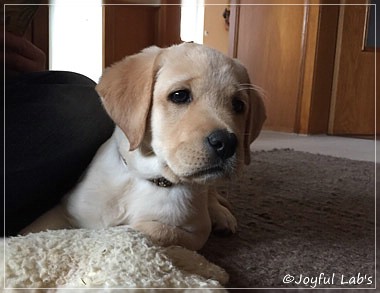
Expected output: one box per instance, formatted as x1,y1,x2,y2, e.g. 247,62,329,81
252,131,376,162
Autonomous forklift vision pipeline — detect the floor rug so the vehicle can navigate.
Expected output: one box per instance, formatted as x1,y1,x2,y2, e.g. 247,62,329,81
201,149,376,290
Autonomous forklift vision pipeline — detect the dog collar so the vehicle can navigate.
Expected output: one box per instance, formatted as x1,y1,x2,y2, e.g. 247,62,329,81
120,155,174,188
149,177,173,188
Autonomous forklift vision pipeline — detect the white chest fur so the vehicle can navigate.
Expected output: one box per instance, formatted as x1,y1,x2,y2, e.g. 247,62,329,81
64,128,211,236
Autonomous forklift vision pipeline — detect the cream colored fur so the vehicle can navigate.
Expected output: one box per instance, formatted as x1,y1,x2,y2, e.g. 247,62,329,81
1,226,228,291
22,43,266,251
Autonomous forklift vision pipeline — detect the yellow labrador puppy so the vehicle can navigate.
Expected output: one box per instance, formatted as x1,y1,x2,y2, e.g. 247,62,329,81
22,43,266,250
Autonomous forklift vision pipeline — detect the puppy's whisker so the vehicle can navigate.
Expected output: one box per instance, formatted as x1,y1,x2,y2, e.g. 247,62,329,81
239,83,264,91
238,84,269,102
238,85,266,94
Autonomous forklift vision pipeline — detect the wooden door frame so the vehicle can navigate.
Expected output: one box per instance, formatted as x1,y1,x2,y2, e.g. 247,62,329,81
228,0,240,58
298,2,340,134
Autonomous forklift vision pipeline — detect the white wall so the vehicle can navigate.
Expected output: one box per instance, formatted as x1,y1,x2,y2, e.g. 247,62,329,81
180,0,204,44
49,0,102,83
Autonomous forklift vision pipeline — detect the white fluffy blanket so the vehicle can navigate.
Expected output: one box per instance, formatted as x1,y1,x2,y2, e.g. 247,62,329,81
1,226,228,292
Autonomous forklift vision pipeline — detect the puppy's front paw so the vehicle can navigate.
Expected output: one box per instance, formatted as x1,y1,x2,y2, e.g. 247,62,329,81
210,204,237,236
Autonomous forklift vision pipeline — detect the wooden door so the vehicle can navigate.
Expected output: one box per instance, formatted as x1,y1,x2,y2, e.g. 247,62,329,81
230,0,307,132
329,1,378,135
230,0,377,135
103,0,181,68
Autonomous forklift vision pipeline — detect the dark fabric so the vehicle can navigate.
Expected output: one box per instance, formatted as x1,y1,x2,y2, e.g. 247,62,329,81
5,71,114,236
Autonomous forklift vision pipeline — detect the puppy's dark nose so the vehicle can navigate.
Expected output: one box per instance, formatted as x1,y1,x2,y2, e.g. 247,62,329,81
207,129,237,160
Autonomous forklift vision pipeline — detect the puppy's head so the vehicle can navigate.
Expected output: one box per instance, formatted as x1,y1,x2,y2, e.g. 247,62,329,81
96,43,266,184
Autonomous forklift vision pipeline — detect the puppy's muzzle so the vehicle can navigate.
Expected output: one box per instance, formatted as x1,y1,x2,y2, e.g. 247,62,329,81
206,129,237,160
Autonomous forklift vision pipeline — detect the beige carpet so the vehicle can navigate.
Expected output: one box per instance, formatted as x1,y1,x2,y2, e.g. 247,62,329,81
201,149,376,290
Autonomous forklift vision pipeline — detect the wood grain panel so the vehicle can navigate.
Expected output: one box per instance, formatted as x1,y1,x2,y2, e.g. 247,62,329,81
103,4,158,67
157,0,181,47
329,1,376,135
103,0,181,68
236,1,306,132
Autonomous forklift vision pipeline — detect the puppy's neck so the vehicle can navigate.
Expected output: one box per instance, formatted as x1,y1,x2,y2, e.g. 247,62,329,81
114,127,179,184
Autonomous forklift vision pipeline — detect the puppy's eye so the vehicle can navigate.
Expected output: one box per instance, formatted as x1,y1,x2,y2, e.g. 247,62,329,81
168,90,192,104
232,97,245,114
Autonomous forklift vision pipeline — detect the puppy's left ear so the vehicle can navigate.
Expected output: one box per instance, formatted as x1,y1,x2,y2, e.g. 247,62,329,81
243,90,266,165
233,59,266,165
96,46,161,151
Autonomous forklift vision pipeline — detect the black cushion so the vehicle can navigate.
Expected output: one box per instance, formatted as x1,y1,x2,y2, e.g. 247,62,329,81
5,71,114,235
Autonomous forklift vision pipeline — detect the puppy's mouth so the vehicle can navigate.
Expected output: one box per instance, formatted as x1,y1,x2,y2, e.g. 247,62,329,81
189,166,224,178
181,165,229,182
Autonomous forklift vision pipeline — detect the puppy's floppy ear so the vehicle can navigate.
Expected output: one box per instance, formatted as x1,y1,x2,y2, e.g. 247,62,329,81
233,59,266,165
96,46,161,151
244,91,266,165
